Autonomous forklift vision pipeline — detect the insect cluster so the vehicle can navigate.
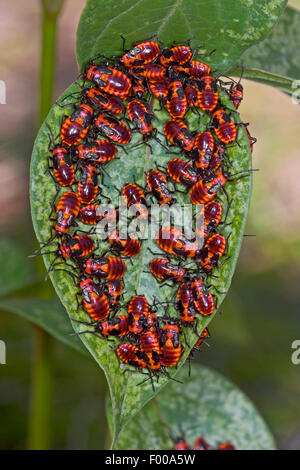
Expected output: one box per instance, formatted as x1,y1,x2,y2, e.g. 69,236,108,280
37,38,254,385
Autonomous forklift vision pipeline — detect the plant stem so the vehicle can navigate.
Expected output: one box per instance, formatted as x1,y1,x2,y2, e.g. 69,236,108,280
28,0,64,450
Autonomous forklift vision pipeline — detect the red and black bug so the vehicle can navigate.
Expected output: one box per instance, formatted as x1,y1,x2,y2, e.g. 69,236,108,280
77,165,99,204
167,81,187,119
79,204,117,226
107,279,124,306
84,64,131,99
197,75,218,112
95,114,132,145
95,315,128,337
77,139,118,164
80,278,110,321
130,64,166,80
149,78,169,100
132,80,147,99
59,234,95,259
122,183,148,219
159,322,182,367
203,200,223,235
116,343,147,369
54,191,80,235
60,104,94,146
174,439,191,451
145,310,160,336
174,60,211,78
140,330,161,370
163,119,194,151
146,169,173,205
160,45,192,67
212,109,237,144
200,233,226,271
218,442,236,450
191,279,214,316
194,438,210,450
83,87,124,115
189,171,227,204
166,158,198,186
190,131,214,170
184,83,201,109
127,295,149,335
229,82,243,109
192,327,210,351
51,145,75,187
121,41,160,67
127,100,153,136
150,258,186,283
83,256,126,280
208,143,225,171
177,281,195,324
108,230,141,257
156,227,200,258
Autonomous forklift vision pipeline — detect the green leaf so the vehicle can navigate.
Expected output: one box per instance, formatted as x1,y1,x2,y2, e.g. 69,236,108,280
0,297,86,354
110,364,275,450
30,81,252,444
0,238,36,299
228,6,300,96
76,0,287,75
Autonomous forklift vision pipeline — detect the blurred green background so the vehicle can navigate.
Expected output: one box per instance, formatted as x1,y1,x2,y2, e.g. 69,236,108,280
0,0,300,450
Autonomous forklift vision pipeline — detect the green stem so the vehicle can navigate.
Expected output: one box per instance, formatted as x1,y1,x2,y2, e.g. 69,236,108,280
227,66,296,96
28,0,64,450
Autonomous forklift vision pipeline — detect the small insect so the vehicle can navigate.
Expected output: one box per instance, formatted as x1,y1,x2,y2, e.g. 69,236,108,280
163,119,194,151
79,205,117,226
145,310,160,336
128,295,149,335
159,322,182,367
84,64,131,99
189,171,227,205
50,145,75,187
204,200,223,235
160,45,192,67
77,139,118,164
212,109,237,144
190,131,214,170
54,191,80,235
184,84,201,109
174,60,211,78
197,75,218,112
77,165,99,204
80,278,110,321
132,80,147,99
140,330,161,370
217,442,236,450
192,327,210,351
229,82,243,109
94,315,128,337
107,279,124,306
116,343,148,369
191,279,214,316
130,64,166,80
200,233,226,271
121,41,160,67
95,114,132,145
108,230,141,257
149,258,186,283
167,81,187,119
156,227,200,258
194,438,210,450
167,158,198,187
60,104,94,146
177,281,195,324
58,234,95,259
122,183,148,219
149,79,169,100
127,100,153,136
83,256,126,280
174,439,191,451
146,169,173,205
208,143,225,171
83,87,124,115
